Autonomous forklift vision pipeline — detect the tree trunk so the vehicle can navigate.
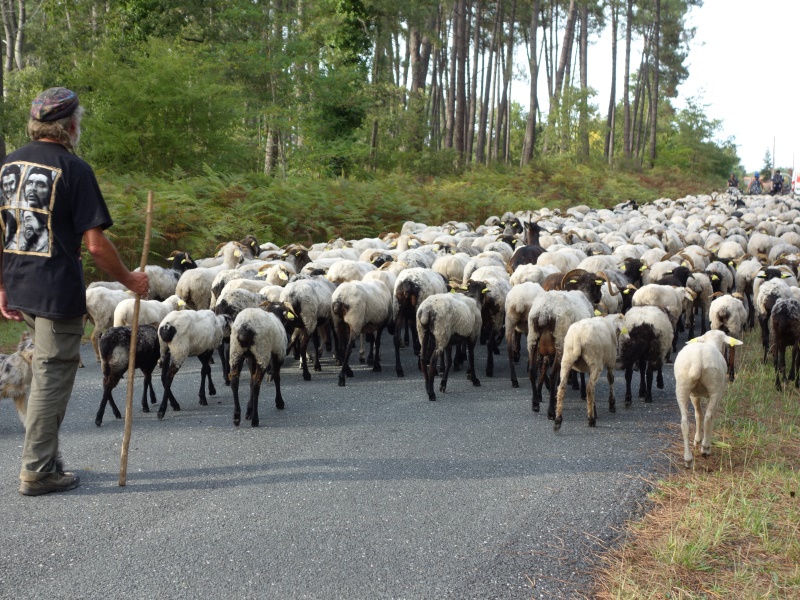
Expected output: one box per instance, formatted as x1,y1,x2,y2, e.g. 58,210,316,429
521,0,541,166
605,0,619,163
13,0,23,70
623,0,633,160
577,1,589,161
444,2,457,149
648,0,660,168
454,0,468,159
476,0,501,164
2,0,16,72
497,0,516,163
466,0,481,162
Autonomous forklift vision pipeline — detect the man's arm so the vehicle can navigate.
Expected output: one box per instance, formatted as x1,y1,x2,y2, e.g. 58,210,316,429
0,244,23,321
83,227,149,296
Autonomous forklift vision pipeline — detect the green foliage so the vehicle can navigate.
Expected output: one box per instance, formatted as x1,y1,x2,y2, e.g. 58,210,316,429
761,149,773,177
75,38,250,174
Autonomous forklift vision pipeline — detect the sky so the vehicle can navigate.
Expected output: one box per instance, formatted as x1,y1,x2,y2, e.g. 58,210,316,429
513,0,798,174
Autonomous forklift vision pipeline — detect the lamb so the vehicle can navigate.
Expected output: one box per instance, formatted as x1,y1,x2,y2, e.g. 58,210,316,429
619,306,673,405
674,330,743,467
504,282,545,388
280,277,336,380
156,309,232,419
229,303,299,427
416,293,482,400
392,268,448,377
0,332,34,426
85,286,134,362
554,313,626,431
113,294,185,328
769,298,800,391
331,280,393,386
95,325,163,426
527,290,594,418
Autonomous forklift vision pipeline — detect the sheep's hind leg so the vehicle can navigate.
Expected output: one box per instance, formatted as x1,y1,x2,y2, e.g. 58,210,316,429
230,357,246,426
439,346,453,393
247,362,265,427
197,350,216,405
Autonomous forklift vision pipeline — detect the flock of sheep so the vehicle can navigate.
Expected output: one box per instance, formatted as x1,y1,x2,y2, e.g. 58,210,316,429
5,190,800,469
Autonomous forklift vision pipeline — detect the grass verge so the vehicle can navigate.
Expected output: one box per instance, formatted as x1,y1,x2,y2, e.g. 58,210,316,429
593,329,800,599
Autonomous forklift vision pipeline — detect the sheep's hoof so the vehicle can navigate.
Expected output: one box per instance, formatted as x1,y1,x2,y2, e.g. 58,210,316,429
141,405,149,413
303,372,312,381
511,379,519,389
94,418,102,427
608,403,616,413
472,378,481,387
729,374,735,383
199,398,208,406
644,396,652,403
683,460,693,469
275,399,285,410
373,364,382,373
157,411,166,420
547,410,555,421
588,418,596,427
439,381,447,393
553,418,562,432
359,357,366,364
338,376,346,387
428,393,436,401
233,417,241,426
251,419,259,427
532,401,540,413
345,366,354,377
485,369,493,378
396,369,405,378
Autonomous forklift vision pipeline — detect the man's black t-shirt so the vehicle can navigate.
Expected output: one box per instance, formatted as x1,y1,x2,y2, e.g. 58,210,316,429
1,141,113,319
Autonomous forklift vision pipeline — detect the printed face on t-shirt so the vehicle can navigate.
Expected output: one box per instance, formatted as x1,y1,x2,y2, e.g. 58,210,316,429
2,173,17,204
19,210,49,253
23,171,52,210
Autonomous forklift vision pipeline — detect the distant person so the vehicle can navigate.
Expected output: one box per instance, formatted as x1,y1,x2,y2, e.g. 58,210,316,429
727,172,738,189
0,86,148,497
749,171,762,195
770,170,783,196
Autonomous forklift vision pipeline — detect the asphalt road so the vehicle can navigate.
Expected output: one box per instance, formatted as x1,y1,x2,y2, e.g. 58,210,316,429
0,333,680,600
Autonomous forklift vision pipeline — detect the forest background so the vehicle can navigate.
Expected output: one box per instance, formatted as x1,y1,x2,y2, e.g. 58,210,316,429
0,0,752,269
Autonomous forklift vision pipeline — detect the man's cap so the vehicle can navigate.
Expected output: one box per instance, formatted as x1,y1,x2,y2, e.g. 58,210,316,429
30,87,79,122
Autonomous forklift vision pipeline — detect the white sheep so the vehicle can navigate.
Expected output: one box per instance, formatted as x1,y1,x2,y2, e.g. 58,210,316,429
416,293,483,400
156,309,232,419
709,293,748,382
326,259,376,285
392,268,448,377
527,290,594,418
229,304,298,427
280,277,336,380
331,280,393,386
175,242,247,310
504,281,545,388
674,330,743,467
85,286,134,362
113,294,185,328
553,314,625,431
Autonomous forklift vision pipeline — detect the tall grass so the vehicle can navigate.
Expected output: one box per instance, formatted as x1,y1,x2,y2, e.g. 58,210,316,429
593,329,800,599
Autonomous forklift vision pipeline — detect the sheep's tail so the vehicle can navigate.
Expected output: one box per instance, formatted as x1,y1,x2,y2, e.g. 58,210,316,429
332,298,348,320
236,323,257,350
159,323,177,344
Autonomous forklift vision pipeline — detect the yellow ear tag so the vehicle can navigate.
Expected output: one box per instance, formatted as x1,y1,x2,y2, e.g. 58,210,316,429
640,265,647,271
757,272,765,277
181,258,187,264
450,288,456,293
621,327,628,335
728,261,734,267
178,300,185,307
279,272,288,281
594,310,602,316
481,288,489,294
688,339,697,344
234,250,242,258
620,265,626,271
569,279,577,284
287,311,295,320
595,279,603,285
623,289,630,294
682,262,687,267
729,339,736,347
712,275,719,280
782,273,790,278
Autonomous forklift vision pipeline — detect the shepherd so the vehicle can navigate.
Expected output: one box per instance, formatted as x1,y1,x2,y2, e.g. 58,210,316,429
0,87,149,496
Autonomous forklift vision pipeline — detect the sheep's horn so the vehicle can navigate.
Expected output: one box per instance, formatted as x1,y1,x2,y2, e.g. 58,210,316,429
169,250,182,258
598,271,619,296
560,269,588,289
214,241,227,251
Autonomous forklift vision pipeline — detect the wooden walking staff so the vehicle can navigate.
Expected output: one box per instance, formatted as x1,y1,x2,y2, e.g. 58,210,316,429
119,191,154,486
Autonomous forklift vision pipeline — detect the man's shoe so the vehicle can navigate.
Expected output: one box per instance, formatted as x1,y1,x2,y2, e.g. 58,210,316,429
19,472,80,496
